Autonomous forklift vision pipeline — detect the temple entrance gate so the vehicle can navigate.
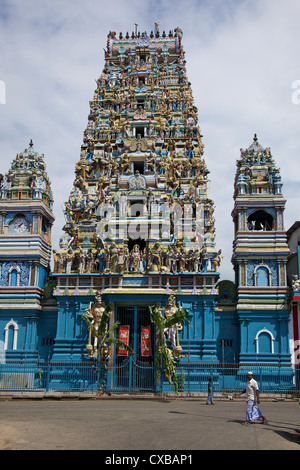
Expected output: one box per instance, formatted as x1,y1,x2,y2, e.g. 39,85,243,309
113,305,156,391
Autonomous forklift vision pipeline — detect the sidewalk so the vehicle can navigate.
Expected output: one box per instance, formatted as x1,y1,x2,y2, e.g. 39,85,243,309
0,390,298,400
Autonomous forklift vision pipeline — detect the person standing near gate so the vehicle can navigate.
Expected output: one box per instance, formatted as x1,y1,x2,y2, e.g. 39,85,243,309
206,377,214,405
238,372,268,425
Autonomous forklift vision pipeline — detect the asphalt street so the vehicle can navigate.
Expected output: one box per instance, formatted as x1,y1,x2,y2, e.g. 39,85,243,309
0,398,299,451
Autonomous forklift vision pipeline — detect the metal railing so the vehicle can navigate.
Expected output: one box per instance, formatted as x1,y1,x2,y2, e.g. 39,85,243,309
0,359,299,395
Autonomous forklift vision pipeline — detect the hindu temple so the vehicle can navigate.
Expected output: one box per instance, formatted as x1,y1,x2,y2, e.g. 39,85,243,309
0,25,297,393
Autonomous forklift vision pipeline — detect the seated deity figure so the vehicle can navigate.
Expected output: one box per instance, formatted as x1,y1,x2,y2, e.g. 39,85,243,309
129,170,146,189
292,275,300,291
146,152,156,173
121,152,131,174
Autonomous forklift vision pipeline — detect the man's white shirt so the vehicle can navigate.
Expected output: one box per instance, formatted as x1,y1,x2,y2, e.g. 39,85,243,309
246,378,259,401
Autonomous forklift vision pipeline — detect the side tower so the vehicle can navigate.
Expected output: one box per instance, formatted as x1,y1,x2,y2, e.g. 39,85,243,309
0,141,54,360
52,27,221,376
232,135,291,365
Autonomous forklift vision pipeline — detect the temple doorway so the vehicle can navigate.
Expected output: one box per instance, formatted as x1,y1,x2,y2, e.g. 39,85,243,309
114,305,155,391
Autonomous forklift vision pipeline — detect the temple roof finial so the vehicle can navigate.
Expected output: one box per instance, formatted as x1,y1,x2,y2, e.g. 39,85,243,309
29,139,34,148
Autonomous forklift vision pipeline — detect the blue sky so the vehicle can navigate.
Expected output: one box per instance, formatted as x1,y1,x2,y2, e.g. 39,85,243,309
1,0,300,280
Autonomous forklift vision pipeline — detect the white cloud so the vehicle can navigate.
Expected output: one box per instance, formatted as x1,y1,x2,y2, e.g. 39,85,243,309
1,0,300,280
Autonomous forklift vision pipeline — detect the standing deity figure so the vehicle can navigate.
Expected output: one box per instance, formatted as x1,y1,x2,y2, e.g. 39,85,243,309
161,294,184,358
119,191,128,217
213,249,222,271
52,249,60,272
108,242,119,272
66,248,74,274
201,246,208,272
130,244,142,272
150,242,162,272
123,245,130,271
85,292,107,357
86,249,94,273
78,248,86,274
98,249,105,273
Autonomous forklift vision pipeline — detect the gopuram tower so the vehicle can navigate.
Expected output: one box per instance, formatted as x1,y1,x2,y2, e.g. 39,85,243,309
52,27,221,373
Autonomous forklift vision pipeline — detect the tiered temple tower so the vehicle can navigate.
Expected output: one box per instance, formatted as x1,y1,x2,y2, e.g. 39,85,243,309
0,141,55,360
52,27,221,370
232,135,291,365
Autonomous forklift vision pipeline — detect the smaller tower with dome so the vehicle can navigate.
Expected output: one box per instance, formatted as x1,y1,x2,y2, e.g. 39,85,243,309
0,141,55,360
232,134,291,367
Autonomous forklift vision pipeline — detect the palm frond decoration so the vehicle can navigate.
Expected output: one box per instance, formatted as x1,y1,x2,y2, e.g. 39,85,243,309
82,298,133,363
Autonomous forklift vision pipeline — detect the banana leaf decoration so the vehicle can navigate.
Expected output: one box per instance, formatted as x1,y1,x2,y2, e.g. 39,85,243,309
149,304,190,393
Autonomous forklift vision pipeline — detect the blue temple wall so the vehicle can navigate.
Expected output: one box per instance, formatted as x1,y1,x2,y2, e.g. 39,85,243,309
38,266,48,289
0,291,292,367
50,292,221,363
238,309,291,364
0,309,39,360
36,311,58,361
215,308,240,364
0,307,58,361
51,295,93,362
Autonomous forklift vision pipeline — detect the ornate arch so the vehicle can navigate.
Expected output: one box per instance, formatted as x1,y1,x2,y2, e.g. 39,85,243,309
255,327,275,354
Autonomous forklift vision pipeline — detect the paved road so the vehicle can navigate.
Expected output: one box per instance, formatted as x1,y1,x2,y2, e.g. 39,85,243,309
0,398,299,451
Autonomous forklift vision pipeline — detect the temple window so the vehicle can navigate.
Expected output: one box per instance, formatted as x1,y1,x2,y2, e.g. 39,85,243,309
255,328,275,354
133,160,145,174
10,269,18,287
130,200,144,217
254,265,271,287
247,210,273,231
4,319,18,350
8,264,21,287
135,126,145,138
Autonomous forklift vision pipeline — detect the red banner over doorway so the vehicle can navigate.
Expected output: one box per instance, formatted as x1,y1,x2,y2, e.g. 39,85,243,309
118,325,130,356
141,326,152,357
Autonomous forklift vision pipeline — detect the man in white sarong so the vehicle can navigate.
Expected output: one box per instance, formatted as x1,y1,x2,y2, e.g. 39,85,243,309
238,372,268,425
